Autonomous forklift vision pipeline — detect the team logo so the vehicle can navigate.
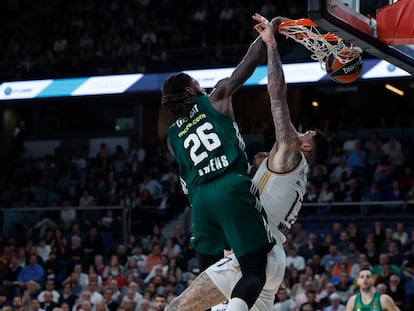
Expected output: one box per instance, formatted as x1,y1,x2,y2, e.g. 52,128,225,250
4,87,12,95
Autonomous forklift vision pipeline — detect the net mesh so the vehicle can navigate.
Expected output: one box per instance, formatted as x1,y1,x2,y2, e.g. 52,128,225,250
278,19,362,70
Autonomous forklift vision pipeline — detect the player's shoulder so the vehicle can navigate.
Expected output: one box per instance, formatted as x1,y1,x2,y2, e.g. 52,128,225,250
209,78,232,100
345,294,356,310
379,293,397,305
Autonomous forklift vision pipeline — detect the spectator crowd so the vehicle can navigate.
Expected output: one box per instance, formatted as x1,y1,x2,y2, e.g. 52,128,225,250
0,125,414,310
0,0,312,82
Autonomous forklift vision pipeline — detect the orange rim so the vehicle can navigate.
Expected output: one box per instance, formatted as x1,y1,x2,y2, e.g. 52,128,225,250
278,18,318,31
323,33,341,42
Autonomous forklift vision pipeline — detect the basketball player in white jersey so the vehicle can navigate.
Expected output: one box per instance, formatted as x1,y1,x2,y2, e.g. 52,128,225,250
165,13,330,311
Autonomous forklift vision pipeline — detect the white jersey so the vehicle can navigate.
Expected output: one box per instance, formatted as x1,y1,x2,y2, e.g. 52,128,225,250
206,244,286,311
252,154,309,245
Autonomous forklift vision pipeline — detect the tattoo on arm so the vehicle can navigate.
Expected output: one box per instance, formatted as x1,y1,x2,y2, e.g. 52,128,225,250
166,272,226,311
267,42,300,160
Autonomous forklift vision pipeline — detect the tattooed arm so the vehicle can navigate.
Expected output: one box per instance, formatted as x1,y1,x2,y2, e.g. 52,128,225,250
165,272,225,311
253,14,301,173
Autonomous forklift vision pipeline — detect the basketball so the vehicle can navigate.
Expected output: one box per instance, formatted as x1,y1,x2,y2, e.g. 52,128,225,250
325,51,363,84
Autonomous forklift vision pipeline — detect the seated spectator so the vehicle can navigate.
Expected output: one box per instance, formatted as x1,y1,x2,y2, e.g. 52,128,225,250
120,284,143,309
36,239,52,263
334,272,354,305
65,235,85,273
62,270,84,296
286,247,306,272
329,156,352,186
361,182,384,215
102,287,118,311
382,134,405,170
346,140,367,168
321,245,342,276
298,289,321,311
103,255,124,280
374,263,393,286
31,298,45,311
298,233,322,263
380,228,402,254
342,130,358,154
12,296,24,311
387,274,407,311
58,283,78,310
2,253,23,294
304,183,319,203
16,254,45,296
317,281,338,308
86,279,103,305
331,257,352,280
373,253,401,278
120,297,136,311
139,175,162,201
0,289,10,309
144,255,169,285
291,276,311,306
72,290,92,311
336,232,351,255
373,156,393,184
38,279,60,303
392,222,408,247
292,223,308,250
350,254,372,280
323,292,346,311
388,240,405,267
40,291,59,311
144,243,163,276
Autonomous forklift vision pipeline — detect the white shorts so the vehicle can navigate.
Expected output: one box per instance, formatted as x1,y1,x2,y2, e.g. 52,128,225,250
205,244,286,311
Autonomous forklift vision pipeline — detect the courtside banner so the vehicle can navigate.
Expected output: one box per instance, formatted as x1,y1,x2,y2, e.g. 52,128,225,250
0,60,409,100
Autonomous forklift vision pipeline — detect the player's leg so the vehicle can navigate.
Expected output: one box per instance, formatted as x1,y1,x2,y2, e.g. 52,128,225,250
226,245,269,311
165,271,226,311
198,252,225,273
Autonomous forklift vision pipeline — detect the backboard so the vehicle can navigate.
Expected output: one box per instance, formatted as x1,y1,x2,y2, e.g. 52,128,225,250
307,0,414,75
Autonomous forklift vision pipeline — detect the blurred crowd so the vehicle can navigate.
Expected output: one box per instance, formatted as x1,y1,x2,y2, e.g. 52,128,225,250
0,0,324,82
0,126,414,310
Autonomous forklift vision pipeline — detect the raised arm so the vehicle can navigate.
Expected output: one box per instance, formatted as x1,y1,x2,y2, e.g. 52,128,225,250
209,16,284,107
253,14,301,172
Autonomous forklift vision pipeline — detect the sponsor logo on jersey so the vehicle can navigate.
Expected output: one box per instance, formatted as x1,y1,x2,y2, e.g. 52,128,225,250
178,113,207,137
176,104,200,128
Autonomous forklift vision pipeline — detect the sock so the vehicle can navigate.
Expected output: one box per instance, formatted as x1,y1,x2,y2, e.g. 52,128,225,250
226,298,249,311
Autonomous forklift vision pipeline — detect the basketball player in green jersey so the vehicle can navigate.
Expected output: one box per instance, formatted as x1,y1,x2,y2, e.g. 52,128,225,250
161,15,283,311
346,268,400,311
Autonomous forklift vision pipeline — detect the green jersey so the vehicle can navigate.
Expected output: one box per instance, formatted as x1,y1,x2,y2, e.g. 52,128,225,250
168,95,249,193
168,95,274,256
354,291,382,311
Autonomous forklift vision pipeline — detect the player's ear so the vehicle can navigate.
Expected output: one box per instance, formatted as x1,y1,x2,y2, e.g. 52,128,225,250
184,86,197,96
300,143,312,153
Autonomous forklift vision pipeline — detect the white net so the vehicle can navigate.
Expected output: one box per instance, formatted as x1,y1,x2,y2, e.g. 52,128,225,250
278,19,362,70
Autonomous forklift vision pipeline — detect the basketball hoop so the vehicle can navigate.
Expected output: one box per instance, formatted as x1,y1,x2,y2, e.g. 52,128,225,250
278,18,362,70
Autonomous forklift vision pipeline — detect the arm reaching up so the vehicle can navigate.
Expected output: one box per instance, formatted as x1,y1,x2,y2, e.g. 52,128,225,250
252,13,302,172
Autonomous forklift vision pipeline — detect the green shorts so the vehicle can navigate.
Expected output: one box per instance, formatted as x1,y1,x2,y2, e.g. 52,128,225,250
189,173,274,257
